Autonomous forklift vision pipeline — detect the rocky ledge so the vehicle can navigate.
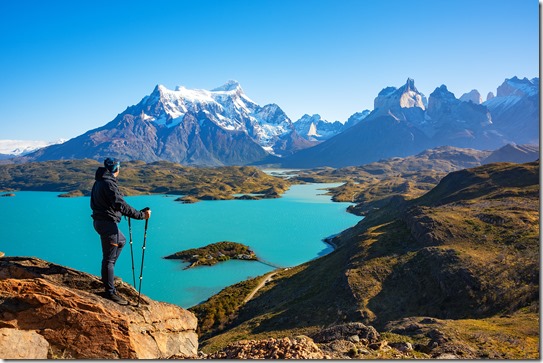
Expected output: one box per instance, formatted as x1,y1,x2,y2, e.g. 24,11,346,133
0,256,198,359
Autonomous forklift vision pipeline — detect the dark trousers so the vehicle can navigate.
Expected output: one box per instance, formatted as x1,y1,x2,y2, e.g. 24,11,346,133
93,220,126,295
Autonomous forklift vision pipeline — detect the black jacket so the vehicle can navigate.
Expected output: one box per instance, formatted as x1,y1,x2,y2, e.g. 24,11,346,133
90,167,145,222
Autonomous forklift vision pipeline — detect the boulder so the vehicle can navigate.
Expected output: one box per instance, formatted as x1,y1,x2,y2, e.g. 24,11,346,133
0,257,198,359
311,322,380,344
389,341,413,352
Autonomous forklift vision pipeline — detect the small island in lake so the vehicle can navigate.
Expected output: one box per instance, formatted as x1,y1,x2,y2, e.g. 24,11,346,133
165,241,258,269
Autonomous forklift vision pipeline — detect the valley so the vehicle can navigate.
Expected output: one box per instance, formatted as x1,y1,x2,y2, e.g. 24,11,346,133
0,146,539,359
190,158,539,359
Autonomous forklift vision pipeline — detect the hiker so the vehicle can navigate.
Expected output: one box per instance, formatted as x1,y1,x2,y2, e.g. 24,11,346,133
90,158,151,304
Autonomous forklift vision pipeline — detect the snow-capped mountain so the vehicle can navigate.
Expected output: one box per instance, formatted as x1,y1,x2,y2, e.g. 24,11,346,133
374,78,428,114
138,81,295,154
293,111,371,142
25,81,312,165
21,77,538,168
483,77,539,144
293,114,343,141
0,139,65,159
281,77,539,168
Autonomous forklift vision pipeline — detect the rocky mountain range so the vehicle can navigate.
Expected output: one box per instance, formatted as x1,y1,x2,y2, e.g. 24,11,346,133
23,82,316,166
16,76,539,167
280,77,539,168
292,110,370,141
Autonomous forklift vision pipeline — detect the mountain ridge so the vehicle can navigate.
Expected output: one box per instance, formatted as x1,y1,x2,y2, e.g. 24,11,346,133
10,76,540,168
279,77,538,168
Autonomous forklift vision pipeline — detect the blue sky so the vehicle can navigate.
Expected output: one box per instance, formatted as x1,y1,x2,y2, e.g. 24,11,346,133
0,0,539,141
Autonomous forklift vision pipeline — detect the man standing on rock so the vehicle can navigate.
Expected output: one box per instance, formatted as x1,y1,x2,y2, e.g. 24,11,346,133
91,158,151,305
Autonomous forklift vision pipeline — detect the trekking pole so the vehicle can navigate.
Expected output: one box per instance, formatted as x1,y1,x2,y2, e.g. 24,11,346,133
128,217,136,289
137,208,150,307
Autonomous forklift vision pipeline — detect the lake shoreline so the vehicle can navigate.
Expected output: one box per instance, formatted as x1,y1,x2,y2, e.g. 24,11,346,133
0,185,362,308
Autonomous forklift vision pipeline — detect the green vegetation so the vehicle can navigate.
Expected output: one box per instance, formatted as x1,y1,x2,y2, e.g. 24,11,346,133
189,274,265,341
165,241,257,268
0,159,290,201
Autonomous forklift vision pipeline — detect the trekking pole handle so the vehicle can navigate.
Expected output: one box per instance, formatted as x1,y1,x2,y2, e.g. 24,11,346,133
142,207,151,220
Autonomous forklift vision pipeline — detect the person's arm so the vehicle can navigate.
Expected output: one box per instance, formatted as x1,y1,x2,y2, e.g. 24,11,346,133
106,180,149,219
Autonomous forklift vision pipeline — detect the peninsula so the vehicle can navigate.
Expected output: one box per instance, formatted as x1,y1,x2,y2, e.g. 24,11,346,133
0,159,290,202
165,241,258,269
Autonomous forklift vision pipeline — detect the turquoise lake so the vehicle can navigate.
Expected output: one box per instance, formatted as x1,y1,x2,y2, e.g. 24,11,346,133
0,184,361,308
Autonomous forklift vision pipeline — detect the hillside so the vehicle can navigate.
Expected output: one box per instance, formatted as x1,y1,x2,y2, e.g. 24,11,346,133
290,144,538,217
196,161,539,359
291,146,491,215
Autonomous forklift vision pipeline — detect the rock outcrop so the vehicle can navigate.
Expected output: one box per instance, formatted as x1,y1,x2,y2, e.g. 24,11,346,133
311,322,380,345
0,257,198,359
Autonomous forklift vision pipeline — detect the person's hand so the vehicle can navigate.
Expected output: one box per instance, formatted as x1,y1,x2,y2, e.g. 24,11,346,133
143,208,151,219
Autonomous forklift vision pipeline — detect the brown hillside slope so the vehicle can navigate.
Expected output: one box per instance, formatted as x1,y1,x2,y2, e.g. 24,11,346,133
201,161,539,359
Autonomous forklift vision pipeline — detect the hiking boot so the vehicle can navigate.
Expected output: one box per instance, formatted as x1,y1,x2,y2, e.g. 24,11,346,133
106,292,128,305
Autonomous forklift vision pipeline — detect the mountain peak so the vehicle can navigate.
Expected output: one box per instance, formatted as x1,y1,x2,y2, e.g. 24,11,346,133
496,76,538,97
459,89,482,104
374,78,427,112
403,78,416,92
430,85,456,99
212,80,243,92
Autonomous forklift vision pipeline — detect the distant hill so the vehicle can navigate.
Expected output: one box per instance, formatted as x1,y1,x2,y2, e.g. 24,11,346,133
197,160,539,359
289,144,537,216
483,143,539,164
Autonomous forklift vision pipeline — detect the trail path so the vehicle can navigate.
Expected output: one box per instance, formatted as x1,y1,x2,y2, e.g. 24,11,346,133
243,269,286,303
